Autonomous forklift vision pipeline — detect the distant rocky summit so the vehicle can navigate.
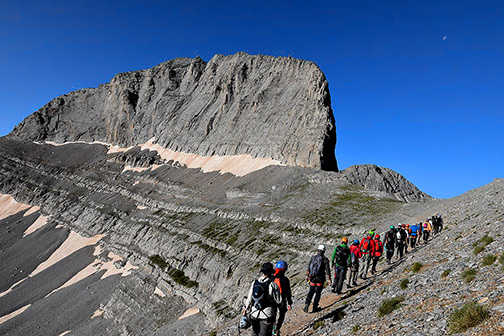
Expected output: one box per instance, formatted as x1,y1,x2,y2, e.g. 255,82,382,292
9,53,337,171
343,164,430,202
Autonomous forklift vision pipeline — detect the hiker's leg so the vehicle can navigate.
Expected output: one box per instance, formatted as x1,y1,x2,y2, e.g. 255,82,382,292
276,307,287,332
259,318,274,336
365,255,372,275
358,259,366,278
251,317,261,336
332,269,338,290
305,285,316,307
352,265,359,284
313,285,323,308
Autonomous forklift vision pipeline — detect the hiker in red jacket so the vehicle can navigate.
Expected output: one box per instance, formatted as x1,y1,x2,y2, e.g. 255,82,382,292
371,234,384,274
347,239,361,287
358,231,375,279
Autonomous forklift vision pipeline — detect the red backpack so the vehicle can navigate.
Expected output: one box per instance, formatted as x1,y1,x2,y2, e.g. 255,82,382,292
374,240,383,257
361,237,371,253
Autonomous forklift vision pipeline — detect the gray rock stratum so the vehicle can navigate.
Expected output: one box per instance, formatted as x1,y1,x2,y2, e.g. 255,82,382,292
0,53,501,335
9,53,337,171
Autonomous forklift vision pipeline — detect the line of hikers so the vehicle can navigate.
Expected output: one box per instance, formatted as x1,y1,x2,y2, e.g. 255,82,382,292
240,215,443,336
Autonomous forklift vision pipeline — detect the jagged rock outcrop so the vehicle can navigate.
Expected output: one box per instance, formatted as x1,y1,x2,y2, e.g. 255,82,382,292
9,53,337,171
342,164,431,202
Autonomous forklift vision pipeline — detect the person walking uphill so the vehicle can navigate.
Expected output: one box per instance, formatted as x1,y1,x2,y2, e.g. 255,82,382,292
423,219,432,243
358,231,375,279
348,239,361,287
384,226,396,264
243,263,282,336
331,237,351,294
304,245,331,313
370,234,383,274
273,261,292,336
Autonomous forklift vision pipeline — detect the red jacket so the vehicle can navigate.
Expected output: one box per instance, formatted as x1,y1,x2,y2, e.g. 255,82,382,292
359,236,375,255
372,239,384,257
350,244,362,259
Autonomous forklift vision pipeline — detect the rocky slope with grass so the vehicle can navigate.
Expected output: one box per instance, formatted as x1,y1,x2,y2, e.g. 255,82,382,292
214,178,502,336
1,52,500,336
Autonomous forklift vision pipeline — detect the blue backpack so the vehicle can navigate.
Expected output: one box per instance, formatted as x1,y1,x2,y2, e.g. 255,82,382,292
410,225,418,237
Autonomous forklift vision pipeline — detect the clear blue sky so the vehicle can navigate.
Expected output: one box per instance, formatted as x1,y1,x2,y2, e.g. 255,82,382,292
1,0,503,199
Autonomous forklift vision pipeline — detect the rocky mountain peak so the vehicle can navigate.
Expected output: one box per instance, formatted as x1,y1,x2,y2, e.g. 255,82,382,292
9,52,337,171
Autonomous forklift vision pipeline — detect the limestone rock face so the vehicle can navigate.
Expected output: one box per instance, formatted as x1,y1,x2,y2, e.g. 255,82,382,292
9,53,337,171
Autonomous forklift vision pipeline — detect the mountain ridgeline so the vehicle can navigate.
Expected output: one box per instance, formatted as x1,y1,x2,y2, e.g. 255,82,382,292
3,53,490,336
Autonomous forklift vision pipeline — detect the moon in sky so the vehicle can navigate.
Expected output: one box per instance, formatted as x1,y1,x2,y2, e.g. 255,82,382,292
443,36,448,40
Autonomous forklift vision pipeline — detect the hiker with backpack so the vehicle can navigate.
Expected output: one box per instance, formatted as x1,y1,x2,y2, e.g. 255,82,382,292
423,219,432,243
242,263,282,336
383,226,396,264
304,245,331,313
330,237,351,294
395,224,407,260
348,239,361,287
273,261,292,336
358,231,375,279
438,214,444,233
432,215,439,235
409,223,419,248
417,221,423,245
404,224,410,254
370,234,383,274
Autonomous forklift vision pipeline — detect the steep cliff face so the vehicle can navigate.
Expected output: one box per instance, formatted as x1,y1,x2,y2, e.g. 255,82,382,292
9,53,337,171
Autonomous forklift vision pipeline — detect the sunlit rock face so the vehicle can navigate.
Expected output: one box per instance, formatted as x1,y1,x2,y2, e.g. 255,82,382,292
9,53,337,171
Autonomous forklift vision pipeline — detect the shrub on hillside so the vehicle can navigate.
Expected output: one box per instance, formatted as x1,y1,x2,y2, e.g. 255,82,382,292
481,254,497,266
411,262,423,273
377,296,405,317
400,278,409,289
441,269,451,278
472,235,494,254
461,268,477,283
447,301,489,334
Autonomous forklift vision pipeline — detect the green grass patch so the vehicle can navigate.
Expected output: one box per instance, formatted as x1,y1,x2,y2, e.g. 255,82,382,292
441,269,451,278
411,262,423,273
473,235,494,254
378,296,405,317
482,254,497,266
400,278,409,290
313,320,325,330
167,267,198,288
149,255,168,269
447,301,489,334
461,268,477,283
190,241,226,257
352,324,360,333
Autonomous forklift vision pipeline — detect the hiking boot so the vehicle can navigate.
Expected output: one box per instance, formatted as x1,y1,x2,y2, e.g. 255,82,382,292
303,305,309,313
330,288,336,293
352,282,358,286
312,306,321,313
347,284,352,288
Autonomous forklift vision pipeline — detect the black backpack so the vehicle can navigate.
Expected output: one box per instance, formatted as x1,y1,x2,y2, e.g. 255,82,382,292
386,230,395,245
335,245,350,267
251,279,272,310
309,254,323,276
